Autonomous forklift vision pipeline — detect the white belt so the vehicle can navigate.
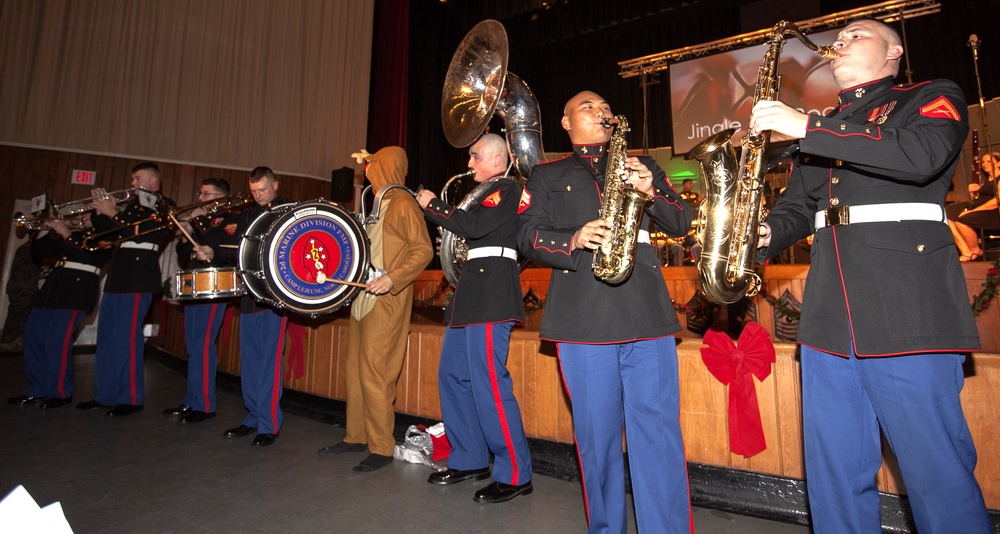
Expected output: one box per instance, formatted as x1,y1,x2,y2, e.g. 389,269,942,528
638,229,650,244
120,241,160,252
466,246,518,261
814,203,945,230
59,261,101,275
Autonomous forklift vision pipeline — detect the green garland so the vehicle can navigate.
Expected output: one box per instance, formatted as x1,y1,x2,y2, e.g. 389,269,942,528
418,260,1000,319
971,259,1000,317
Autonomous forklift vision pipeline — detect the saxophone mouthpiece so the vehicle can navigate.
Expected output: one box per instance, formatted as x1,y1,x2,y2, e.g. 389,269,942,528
600,117,620,129
820,46,841,60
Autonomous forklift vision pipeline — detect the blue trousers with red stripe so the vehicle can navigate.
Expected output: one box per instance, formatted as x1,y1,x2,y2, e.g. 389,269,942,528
557,337,692,534
801,345,990,533
23,308,85,399
181,302,227,413
94,293,152,406
439,322,532,485
238,309,287,435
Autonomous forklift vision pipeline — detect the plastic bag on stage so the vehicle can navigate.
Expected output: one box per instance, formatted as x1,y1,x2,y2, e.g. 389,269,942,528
393,424,446,470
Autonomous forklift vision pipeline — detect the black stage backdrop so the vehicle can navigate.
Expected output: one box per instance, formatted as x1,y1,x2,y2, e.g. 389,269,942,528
371,0,999,219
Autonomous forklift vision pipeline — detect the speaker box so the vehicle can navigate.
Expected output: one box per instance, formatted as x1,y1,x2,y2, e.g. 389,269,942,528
330,167,354,202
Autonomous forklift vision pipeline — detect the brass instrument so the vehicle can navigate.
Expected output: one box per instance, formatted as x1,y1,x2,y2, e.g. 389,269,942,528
13,188,134,232
437,19,545,287
687,20,838,304
592,116,651,284
80,192,254,251
53,188,133,217
13,212,88,232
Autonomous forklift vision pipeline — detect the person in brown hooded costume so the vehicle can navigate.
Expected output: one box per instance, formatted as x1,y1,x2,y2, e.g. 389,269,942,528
318,146,433,472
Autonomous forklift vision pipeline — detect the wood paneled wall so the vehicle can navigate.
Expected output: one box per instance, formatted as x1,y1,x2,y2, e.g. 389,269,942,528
0,145,351,259
151,265,1000,509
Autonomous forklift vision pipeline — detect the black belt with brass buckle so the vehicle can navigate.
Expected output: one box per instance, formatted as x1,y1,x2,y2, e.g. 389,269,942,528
825,205,850,226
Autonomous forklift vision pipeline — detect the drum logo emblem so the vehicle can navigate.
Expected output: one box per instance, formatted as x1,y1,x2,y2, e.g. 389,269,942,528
272,215,357,302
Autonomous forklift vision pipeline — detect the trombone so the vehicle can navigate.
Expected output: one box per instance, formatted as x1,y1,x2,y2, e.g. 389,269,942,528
13,212,89,232
80,192,254,251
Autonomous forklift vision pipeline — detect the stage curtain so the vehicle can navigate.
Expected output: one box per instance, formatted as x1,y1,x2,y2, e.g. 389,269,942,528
0,0,375,179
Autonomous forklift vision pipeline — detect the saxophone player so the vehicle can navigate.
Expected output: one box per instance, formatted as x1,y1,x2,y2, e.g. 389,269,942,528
751,19,989,533
517,91,693,533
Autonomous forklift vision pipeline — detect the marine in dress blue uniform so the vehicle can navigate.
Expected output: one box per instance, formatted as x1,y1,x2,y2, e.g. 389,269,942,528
9,218,108,408
216,167,288,447
75,163,173,417
417,133,533,503
162,178,240,424
750,19,990,533
517,91,694,533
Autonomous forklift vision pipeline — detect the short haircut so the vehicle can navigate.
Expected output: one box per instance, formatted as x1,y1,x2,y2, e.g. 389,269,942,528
250,166,275,183
202,177,230,195
132,162,160,177
854,16,902,48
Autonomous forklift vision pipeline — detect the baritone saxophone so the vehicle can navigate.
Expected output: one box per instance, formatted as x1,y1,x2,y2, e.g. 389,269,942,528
686,21,839,304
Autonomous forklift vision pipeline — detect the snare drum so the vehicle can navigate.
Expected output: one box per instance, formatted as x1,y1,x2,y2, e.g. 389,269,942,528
175,267,246,300
238,199,371,317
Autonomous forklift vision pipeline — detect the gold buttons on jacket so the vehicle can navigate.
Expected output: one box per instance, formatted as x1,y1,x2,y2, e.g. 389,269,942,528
566,186,572,191
830,197,840,206
835,160,843,167
831,177,840,185
815,120,822,127
917,244,925,252
839,124,846,131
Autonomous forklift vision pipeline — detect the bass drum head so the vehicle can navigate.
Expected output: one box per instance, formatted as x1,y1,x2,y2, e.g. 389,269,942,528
238,205,291,308
257,200,370,317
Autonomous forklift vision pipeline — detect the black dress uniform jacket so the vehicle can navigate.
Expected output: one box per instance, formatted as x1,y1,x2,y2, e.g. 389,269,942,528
218,197,291,314
31,233,109,311
176,212,240,270
759,76,979,357
517,148,692,343
423,177,525,327
85,194,175,294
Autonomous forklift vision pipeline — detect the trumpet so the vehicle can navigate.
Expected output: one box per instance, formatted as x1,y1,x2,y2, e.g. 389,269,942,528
53,188,133,217
12,212,89,232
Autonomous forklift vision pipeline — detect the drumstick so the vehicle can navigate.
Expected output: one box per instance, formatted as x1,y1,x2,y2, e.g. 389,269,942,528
219,244,239,249
322,277,369,288
167,212,201,248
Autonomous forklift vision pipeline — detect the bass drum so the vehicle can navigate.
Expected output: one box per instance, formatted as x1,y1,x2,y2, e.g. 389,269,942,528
238,199,371,317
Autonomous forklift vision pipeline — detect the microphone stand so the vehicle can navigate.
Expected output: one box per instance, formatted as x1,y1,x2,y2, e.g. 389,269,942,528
969,35,999,229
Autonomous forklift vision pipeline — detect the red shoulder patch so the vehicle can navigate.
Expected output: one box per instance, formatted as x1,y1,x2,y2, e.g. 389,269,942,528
919,96,960,121
482,190,502,208
224,223,238,236
518,189,532,214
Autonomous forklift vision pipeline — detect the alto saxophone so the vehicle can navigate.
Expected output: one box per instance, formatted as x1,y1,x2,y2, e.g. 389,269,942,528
687,21,838,304
593,115,652,284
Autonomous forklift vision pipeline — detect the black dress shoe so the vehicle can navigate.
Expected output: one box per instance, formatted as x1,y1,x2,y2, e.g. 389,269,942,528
251,433,277,447
352,453,394,472
76,399,109,411
107,404,144,416
427,467,491,485
162,405,192,417
317,441,367,456
7,395,43,406
41,397,72,409
223,424,256,438
180,411,216,424
473,481,534,503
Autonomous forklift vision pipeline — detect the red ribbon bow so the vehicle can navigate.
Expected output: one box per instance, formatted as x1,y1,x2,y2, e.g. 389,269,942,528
700,321,775,458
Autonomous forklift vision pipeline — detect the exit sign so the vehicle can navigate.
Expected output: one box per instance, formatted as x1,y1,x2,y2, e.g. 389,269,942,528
71,169,96,185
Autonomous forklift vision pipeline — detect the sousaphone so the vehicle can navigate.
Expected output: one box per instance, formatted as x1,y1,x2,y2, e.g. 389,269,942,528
438,19,545,287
